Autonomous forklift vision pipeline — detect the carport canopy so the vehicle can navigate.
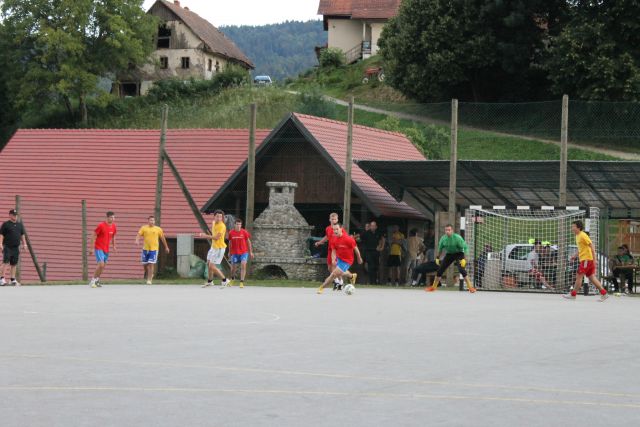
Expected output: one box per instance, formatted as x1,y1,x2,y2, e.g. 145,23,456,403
355,160,640,214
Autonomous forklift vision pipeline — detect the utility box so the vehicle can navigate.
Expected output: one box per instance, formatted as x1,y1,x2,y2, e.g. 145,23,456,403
177,233,194,277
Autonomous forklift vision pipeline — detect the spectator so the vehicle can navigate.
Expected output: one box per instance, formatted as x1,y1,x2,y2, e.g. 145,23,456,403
406,228,425,284
387,225,405,286
610,245,634,293
527,240,552,289
360,221,384,284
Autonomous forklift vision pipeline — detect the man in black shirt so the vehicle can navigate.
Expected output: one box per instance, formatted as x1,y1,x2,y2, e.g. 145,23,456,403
360,220,384,284
0,209,27,286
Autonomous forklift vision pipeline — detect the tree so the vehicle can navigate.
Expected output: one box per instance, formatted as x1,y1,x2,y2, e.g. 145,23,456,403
1,0,157,125
546,1,640,101
378,0,567,102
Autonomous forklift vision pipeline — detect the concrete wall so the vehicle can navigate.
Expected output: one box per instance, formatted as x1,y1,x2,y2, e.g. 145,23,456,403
370,22,386,55
327,18,363,54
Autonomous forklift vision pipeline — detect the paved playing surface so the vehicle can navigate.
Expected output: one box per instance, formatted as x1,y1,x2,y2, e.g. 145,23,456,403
1,285,639,427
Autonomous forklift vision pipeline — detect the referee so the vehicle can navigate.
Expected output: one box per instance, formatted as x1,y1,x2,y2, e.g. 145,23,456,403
425,224,476,293
0,209,27,286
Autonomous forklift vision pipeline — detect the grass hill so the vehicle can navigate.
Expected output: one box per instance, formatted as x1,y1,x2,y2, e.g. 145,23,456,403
221,20,326,82
2,60,620,161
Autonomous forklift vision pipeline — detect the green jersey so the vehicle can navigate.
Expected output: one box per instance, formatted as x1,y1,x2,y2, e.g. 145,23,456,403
438,233,468,254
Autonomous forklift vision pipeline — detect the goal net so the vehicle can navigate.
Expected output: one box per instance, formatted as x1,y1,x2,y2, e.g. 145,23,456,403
465,207,600,293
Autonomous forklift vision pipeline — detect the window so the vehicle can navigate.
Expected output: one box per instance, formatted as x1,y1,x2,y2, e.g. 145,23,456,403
181,57,190,69
121,82,139,97
157,25,171,48
159,56,168,69
215,61,220,72
208,59,212,72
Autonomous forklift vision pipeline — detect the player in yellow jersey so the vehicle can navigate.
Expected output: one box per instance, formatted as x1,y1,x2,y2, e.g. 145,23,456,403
135,215,170,285
563,220,608,301
200,210,230,288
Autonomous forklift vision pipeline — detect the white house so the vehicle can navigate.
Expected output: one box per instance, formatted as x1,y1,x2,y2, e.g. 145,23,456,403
317,0,401,63
116,0,253,97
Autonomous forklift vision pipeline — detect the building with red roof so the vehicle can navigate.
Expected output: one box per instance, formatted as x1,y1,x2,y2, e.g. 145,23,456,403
0,113,425,283
317,0,402,61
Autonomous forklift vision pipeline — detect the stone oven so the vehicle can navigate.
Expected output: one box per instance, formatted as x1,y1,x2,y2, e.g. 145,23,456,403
251,182,325,281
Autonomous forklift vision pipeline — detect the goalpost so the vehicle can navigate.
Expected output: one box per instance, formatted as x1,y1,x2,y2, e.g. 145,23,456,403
465,206,600,293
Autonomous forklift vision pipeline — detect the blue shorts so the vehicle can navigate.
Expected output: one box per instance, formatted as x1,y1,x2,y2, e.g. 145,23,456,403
336,258,351,273
231,252,249,264
141,250,158,264
95,249,109,264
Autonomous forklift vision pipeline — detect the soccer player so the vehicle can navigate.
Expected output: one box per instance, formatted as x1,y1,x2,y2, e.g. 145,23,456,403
315,212,344,290
200,210,230,288
89,211,117,288
563,220,608,301
317,223,363,294
0,209,27,286
425,224,476,293
135,215,170,285
228,218,253,288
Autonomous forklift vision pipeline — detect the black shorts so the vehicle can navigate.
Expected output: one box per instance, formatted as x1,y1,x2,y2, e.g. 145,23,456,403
3,246,20,266
387,255,402,267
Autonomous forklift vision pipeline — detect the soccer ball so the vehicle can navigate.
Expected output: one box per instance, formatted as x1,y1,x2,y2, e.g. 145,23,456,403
344,284,355,295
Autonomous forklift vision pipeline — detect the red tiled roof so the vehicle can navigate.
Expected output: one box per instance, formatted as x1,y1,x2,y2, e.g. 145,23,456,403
318,0,401,19
292,113,425,219
0,128,269,282
153,0,254,69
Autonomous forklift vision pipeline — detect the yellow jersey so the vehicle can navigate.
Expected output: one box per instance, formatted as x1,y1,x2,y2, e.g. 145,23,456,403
576,231,593,261
138,225,164,251
390,232,405,256
211,221,227,249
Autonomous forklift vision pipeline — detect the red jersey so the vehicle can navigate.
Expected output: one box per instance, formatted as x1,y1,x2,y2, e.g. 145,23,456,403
330,233,357,265
94,222,116,252
228,229,251,255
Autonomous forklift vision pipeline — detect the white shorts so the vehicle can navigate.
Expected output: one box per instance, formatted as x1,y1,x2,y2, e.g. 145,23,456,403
207,248,225,265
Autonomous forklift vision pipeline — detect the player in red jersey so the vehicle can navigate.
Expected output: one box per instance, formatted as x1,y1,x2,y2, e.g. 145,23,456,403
315,212,344,290
89,211,117,288
228,218,253,288
317,223,363,294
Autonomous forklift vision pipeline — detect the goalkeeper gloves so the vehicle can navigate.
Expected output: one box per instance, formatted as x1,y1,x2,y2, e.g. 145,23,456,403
460,258,467,268
435,258,440,266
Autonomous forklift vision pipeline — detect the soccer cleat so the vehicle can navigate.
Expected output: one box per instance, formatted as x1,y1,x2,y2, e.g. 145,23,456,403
11,280,20,287
599,293,609,302
239,282,244,289
468,287,477,293
146,280,152,285
0,278,6,286
316,286,324,294
425,286,437,292
411,280,418,286
202,281,213,288
332,278,339,291
220,278,230,288
89,278,97,287
350,273,357,285
95,279,102,288
562,293,576,300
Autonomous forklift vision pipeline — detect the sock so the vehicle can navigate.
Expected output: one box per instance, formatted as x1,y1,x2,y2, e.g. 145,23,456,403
571,290,577,297
600,288,607,295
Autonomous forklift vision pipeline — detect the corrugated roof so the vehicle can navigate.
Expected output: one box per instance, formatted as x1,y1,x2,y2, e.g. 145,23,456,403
356,160,640,213
0,128,269,282
318,0,401,19
153,0,254,69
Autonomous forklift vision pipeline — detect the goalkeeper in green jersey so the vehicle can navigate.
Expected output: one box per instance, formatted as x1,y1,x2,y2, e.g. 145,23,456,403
425,224,477,293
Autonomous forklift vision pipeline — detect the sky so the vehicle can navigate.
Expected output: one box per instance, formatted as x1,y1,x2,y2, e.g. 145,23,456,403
142,0,321,27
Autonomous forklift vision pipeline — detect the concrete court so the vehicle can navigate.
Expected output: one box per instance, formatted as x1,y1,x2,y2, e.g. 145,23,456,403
0,285,639,427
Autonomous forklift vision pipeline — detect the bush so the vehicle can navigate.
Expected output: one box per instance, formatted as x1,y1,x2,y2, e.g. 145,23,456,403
375,116,447,159
146,65,250,101
296,87,338,119
319,47,345,69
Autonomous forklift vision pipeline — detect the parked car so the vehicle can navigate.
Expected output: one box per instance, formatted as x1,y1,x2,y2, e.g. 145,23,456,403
483,243,609,290
253,75,272,85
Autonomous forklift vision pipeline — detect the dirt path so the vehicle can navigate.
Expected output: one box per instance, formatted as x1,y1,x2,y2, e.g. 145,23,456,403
325,96,639,160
